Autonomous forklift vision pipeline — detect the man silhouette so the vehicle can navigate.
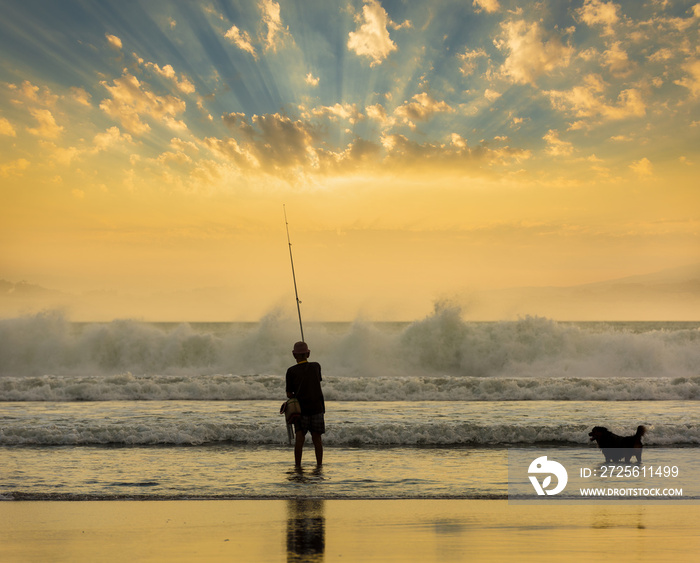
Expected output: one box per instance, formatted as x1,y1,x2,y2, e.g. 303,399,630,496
285,341,325,467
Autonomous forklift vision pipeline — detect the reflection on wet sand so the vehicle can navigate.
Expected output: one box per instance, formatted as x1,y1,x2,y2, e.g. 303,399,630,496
0,500,698,562
287,499,325,562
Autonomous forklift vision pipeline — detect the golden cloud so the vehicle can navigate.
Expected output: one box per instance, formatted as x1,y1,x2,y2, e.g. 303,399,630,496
546,75,645,122
496,20,573,85
100,72,187,135
225,25,257,58
0,117,16,137
27,108,63,138
576,0,619,35
348,0,397,66
394,93,453,128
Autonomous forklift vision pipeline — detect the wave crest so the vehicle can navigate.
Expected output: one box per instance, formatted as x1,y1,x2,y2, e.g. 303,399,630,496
1,310,699,381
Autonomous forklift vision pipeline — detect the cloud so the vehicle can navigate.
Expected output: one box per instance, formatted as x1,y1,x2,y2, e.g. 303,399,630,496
170,138,199,154
9,80,58,106
260,0,289,52
495,20,572,85
220,111,316,169
457,48,488,77
311,137,384,173
204,136,259,170
473,0,501,14
365,103,393,127
576,0,619,35
675,58,700,97
0,158,30,177
70,87,92,106
207,105,531,180
648,48,674,63
144,62,196,94
337,137,383,163
451,133,468,149
100,72,187,135
0,117,16,136
224,2,289,57
27,108,63,138
92,126,133,153
380,133,531,168
106,34,123,50
484,89,501,101
546,74,646,122
155,150,192,166
305,72,320,86
601,88,645,119
348,0,398,66
40,141,82,165
543,129,574,156
394,92,453,128
630,157,653,176
225,25,257,58
603,41,633,76
311,103,363,124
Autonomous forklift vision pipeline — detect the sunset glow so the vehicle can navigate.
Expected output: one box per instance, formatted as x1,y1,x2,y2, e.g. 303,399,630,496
1,0,699,320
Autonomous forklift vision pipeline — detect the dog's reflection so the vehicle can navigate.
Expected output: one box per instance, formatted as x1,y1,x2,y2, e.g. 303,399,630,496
286,499,325,562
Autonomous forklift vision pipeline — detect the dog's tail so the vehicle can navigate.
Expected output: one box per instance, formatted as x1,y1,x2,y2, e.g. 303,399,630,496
636,425,646,438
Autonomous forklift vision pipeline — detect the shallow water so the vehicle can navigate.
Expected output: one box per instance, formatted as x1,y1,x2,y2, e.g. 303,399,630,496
2,400,698,500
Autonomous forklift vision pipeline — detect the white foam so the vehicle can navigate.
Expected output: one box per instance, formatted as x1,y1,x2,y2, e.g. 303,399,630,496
1,310,699,387
1,397,696,447
1,373,698,402
1,414,697,447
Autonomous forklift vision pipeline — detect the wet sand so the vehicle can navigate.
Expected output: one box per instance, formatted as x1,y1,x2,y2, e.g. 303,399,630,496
1,500,699,562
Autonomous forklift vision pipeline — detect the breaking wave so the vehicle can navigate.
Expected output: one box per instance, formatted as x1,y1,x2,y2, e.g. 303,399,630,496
1,409,696,447
1,373,699,402
1,310,699,395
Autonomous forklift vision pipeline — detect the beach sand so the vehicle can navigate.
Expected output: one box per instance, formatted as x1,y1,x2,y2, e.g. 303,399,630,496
1,500,698,562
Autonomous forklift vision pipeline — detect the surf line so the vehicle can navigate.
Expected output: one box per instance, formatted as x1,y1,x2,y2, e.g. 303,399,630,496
284,204,305,342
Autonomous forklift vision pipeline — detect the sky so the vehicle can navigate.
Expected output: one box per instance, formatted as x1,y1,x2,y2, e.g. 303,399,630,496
1,0,699,321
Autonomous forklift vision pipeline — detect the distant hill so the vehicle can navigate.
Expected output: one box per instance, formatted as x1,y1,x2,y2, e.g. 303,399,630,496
0,279,65,298
583,263,700,287
0,279,68,316
459,263,700,321
2,263,699,321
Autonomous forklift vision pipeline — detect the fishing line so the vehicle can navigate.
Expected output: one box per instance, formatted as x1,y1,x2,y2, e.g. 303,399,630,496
283,204,305,342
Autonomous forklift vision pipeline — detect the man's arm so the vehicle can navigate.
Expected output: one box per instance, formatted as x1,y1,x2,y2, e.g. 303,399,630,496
285,368,294,398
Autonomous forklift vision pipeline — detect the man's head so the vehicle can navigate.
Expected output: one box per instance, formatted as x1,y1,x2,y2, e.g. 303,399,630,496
292,341,310,361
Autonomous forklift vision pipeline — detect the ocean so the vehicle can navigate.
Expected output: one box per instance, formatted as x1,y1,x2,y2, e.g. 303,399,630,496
1,310,699,501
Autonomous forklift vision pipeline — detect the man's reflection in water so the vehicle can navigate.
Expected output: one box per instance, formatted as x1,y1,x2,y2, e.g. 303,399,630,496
286,499,325,562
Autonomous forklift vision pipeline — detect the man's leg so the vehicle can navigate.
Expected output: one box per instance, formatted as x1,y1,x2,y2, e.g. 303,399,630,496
311,432,323,466
294,430,305,466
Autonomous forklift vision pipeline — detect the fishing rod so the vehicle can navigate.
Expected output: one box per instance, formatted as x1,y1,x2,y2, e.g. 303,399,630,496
283,204,305,343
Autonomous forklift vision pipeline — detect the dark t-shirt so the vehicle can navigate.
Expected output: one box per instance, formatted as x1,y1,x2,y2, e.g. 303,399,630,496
285,361,325,416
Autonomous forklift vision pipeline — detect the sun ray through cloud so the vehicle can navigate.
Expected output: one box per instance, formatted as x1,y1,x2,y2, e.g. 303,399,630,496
0,0,698,321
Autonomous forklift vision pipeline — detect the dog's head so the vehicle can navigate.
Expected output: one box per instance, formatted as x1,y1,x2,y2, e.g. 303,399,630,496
588,426,609,442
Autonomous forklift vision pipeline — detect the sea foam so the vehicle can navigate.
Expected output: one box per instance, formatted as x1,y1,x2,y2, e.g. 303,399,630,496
1,310,699,385
1,373,698,402
1,405,697,446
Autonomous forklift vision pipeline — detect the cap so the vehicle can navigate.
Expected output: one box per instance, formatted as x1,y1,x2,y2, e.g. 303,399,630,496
292,341,310,354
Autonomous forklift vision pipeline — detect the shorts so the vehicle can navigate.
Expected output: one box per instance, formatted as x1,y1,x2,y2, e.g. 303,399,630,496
293,413,325,435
